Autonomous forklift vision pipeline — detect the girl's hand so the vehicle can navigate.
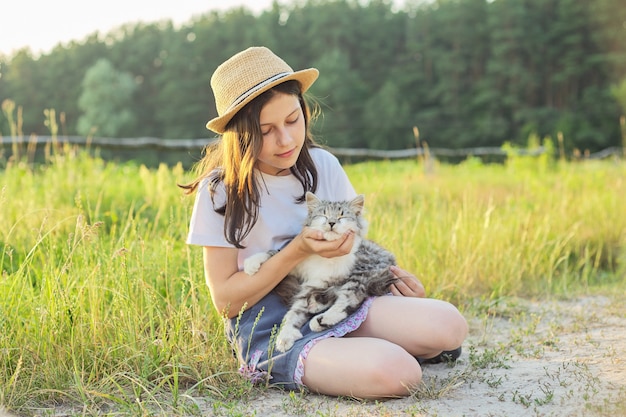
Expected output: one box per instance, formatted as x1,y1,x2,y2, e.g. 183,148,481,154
296,227,355,258
389,266,426,298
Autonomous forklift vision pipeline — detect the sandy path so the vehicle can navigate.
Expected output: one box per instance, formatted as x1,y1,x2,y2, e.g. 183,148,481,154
201,295,625,417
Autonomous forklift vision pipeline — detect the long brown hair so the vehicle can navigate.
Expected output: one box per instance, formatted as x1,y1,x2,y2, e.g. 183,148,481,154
179,80,320,248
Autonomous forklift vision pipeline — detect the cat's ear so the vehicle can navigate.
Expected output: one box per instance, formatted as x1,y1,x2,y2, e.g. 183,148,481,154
305,192,320,207
350,194,365,214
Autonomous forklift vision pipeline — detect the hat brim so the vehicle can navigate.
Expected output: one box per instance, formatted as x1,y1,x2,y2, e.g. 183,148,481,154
206,68,319,135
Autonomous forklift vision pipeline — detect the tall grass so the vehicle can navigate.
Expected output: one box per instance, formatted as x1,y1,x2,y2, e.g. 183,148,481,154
1,149,235,414
1,137,625,413
347,154,625,300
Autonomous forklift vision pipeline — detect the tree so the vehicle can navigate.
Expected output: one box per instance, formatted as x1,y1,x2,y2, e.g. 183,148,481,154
155,8,263,139
362,78,412,149
77,59,137,138
612,78,626,117
0,57,9,136
37,37,108,136
0,49,48,135
310,48,368,148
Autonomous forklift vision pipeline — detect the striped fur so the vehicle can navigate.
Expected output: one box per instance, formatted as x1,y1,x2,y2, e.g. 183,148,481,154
243,192,397,352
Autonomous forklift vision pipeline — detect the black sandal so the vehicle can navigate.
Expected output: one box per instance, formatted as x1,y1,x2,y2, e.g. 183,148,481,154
417,346,462,365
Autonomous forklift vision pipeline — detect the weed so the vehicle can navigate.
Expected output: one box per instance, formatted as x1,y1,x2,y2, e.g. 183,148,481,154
467,345,511,370
281,390,311,415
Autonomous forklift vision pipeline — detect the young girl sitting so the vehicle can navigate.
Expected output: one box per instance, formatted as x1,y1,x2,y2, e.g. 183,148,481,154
182,46,468,399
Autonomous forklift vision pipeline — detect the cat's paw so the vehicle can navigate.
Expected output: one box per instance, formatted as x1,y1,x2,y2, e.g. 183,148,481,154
243,252,272,275
310,310,346,331
275,327,302,352
306,296,327,314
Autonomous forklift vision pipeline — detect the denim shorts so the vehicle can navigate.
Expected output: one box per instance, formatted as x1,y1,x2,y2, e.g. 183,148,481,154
226,291,375,390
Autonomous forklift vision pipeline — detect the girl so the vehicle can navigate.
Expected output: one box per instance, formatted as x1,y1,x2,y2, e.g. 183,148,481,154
183,46,468,399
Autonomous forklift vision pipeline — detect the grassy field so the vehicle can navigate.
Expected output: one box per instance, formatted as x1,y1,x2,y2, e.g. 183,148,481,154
1,144,625,416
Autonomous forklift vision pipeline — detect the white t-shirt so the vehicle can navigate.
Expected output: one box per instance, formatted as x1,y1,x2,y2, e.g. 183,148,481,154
186,147,357,270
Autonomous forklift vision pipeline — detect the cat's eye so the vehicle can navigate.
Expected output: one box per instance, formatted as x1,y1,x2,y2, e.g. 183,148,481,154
337,217,352,224
311,215,328,226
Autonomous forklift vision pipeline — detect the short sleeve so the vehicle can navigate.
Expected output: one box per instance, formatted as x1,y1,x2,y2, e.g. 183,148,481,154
186,178,232,247
310,147,357,201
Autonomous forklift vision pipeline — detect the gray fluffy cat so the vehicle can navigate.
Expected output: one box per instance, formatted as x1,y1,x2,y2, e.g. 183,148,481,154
243,192,398,352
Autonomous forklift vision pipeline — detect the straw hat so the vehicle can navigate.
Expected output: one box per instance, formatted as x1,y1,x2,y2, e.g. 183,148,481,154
206,46,319,134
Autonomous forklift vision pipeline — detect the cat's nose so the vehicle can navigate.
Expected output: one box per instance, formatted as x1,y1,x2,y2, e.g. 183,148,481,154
328,221,336,229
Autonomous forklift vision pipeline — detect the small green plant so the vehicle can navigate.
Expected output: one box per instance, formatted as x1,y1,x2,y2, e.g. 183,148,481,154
281,390,311,415
413,371,467,400
467,345,511,370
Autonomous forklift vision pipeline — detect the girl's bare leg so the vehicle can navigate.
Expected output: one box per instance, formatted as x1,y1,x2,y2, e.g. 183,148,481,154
349,296,468,359
301,336,422,398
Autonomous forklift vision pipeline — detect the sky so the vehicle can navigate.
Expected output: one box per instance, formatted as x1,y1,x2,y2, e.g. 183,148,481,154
0,0,284,56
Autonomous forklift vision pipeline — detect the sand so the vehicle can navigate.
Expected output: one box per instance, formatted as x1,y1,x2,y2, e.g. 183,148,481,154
198,295,626,417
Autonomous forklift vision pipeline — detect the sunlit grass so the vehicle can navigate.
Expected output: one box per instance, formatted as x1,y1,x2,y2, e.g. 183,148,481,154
0,143,625,414
348,156,626,302
0,150,240,414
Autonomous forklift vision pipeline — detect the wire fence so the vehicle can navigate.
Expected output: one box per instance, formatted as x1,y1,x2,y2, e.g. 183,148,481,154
1,135,623,167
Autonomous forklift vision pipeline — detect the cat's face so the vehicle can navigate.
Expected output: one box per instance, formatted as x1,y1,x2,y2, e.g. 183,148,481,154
304,192,365,241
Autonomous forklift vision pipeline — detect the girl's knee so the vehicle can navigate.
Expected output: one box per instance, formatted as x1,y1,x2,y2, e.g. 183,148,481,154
449,305,469,347
436,300,469,348
368,349,422,396
302,338,421,398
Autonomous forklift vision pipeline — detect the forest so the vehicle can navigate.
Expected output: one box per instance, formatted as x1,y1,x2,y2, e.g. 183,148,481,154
1,0,625,152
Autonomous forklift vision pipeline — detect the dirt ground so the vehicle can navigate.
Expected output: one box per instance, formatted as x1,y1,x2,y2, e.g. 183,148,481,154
198,295,626,417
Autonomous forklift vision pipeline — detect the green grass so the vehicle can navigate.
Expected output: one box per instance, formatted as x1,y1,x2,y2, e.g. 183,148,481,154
349,154,626,300
1,145,625,415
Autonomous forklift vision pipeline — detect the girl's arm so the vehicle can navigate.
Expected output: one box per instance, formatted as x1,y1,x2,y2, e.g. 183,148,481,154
204,228,356,318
